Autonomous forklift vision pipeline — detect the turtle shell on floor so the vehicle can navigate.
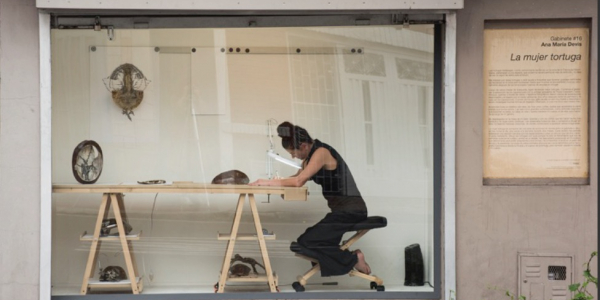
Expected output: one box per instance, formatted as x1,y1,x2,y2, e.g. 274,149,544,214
99,266,128,282
229,263,251,277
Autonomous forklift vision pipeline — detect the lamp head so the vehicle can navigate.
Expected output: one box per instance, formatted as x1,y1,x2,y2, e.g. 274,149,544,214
267,150,301,169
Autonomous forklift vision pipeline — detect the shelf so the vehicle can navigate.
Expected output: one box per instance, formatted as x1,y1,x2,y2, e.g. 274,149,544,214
218,233,275,241
227,273,278,282
87,277,143,289
80,231,142,241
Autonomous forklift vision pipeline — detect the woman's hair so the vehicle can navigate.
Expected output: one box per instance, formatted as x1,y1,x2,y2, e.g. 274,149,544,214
277,121,313,150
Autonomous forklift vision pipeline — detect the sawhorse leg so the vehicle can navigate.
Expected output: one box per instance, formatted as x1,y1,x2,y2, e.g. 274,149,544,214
80,193,110,295
111,193,141,294
248,194,277,292
217,194,246,293
248,194,278,292
80,193,141,295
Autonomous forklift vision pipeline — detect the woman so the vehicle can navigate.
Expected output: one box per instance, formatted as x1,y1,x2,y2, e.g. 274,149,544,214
249,121,371,276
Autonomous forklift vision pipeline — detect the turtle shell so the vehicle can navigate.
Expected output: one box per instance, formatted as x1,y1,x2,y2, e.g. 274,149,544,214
211,170,250,185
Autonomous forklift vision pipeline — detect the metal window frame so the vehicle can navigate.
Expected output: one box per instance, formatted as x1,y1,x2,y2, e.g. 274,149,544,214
39,11,456,300
36,0,463,11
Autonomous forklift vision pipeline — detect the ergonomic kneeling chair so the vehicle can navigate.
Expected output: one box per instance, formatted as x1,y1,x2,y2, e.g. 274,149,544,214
290,216,387,292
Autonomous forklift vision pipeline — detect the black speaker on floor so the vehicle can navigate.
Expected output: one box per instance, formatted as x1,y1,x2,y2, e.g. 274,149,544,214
404,243,424,286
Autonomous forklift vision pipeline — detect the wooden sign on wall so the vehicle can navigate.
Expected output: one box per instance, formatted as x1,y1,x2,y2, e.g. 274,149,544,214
483,27,589,183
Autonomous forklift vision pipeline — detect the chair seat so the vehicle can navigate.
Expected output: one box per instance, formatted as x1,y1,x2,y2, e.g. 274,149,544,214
349,216,387,231
290,216,387,255
290,241,314,255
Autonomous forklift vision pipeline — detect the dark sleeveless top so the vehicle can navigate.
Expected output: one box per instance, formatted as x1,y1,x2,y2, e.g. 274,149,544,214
305,139,367,213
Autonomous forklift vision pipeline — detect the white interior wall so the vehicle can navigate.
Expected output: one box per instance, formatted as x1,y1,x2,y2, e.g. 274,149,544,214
50,27,436,294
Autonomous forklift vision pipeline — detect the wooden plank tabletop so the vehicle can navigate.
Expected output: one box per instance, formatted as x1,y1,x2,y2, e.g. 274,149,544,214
52,182,308,201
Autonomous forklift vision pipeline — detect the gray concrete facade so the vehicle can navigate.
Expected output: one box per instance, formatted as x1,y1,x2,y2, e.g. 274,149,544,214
456,0,597,299
0,0,42,299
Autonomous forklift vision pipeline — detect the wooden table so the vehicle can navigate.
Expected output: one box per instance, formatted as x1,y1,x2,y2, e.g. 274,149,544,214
53,182,308,294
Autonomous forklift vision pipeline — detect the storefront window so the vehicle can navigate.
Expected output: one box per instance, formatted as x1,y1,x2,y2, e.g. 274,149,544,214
51,24,438,298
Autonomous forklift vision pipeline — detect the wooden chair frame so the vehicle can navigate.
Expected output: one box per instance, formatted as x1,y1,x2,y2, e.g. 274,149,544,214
292,227,385,292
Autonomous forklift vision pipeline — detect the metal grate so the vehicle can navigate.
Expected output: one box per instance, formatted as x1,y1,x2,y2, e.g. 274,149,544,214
548,265,567,280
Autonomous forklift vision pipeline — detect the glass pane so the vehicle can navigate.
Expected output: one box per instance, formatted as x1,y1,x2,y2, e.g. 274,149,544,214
51,25,435,296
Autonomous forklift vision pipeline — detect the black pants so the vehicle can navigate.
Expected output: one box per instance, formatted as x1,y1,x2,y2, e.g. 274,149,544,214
296,210,367,276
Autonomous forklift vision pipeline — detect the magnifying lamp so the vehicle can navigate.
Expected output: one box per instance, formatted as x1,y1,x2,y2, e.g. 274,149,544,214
266,119,301,179
267,149,301,169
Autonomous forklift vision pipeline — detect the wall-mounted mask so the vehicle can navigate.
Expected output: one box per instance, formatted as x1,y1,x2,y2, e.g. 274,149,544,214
103,63,150,121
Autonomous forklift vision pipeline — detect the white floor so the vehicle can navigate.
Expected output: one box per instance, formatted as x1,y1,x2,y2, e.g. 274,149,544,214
52,283,434,295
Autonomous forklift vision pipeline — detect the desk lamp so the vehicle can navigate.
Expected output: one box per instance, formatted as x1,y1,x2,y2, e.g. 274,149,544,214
266,119,301,180
267,149,301,169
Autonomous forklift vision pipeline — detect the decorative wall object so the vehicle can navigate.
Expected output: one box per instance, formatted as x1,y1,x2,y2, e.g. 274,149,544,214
71,140,103,184
103,63,151,121
90,46,160,144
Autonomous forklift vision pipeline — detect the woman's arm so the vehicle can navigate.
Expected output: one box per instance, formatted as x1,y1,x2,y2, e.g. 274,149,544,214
249,147,335,187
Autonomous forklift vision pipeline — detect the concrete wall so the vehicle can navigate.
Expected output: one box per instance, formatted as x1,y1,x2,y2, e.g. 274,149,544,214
0,0,41,299
455,0,597,299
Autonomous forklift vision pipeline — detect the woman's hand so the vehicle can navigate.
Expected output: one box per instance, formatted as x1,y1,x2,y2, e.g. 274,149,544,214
249,175,307,187
248,176,282,186
249,179,267,186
